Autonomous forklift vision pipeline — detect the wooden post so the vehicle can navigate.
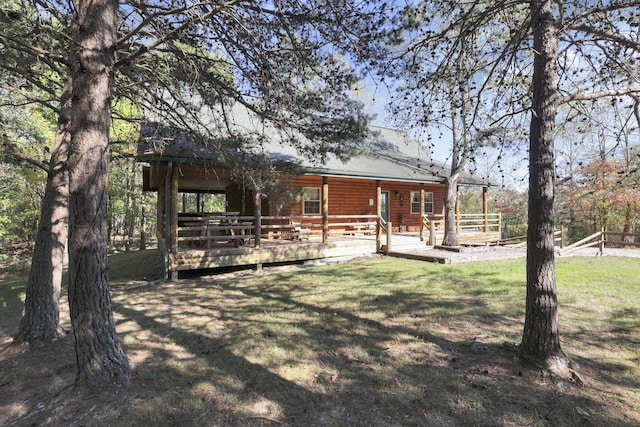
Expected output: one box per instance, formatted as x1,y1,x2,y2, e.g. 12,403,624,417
376,180,382,251
170,166,179,254
599,227,605,254
455,189,461,235
428,221,435,246
157,166,166,249
482,186,489,232
322,176,329,244
157,165,169,279
254,191,261,248
169,164,179,281
255,192,263,271
386,221,392,253
419,187,425,241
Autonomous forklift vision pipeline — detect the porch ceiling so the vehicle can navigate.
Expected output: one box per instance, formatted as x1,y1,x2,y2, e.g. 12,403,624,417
177,176,232,192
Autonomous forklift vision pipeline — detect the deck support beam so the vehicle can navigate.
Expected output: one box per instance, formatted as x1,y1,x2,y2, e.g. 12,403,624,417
455,188,461,235
386,221,393,253
254,192,262,248
376,180,382,252
157,165,167,250
322,176,329,244
419,187,425,241
169,163,179,281
158,164,170,280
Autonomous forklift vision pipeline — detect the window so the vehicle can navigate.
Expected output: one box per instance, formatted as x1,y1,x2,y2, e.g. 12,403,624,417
410,191,434,214
303,187,321,215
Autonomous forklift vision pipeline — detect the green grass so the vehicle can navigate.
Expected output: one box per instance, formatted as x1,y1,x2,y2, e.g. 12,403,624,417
1,253,639,426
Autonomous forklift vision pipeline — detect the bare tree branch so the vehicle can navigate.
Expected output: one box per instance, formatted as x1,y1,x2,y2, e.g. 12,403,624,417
568,24,640,51
561,88,640,104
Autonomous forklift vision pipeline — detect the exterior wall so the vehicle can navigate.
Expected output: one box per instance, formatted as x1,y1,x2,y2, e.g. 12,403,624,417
284,176,379,216
382,181,445,231
276,175,446,232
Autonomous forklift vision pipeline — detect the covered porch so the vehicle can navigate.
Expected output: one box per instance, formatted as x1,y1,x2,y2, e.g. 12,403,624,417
153,163,501,279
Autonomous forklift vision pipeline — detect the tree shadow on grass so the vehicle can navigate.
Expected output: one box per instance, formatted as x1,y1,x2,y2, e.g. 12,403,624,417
2,257,638,426
561,319,640,393
102,273,640,426
111,301,326,425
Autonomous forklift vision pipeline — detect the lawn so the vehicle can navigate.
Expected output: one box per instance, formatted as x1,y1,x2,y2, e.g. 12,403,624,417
1,250,639,426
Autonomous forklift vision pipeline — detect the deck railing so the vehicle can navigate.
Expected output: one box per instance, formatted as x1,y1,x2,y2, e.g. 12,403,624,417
176,213,377,250
421,213,501,245
261,214,377,240
176,212,502,252
177,212,256,248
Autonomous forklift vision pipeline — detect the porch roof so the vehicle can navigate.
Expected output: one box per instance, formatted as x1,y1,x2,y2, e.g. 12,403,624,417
298,126,479,185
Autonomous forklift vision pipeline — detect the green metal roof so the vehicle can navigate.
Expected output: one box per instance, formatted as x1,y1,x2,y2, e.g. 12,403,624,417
137,105,491,187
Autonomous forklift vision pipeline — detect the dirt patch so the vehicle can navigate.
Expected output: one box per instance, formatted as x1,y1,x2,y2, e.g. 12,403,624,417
0,338,140,427
2,327,633,426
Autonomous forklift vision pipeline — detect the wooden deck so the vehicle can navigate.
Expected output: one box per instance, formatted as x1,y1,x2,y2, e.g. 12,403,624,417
161,213,502,278
167,231,503,277
170,236,377,272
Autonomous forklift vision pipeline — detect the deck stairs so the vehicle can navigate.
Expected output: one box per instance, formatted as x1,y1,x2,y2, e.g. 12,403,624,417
381,232,431,253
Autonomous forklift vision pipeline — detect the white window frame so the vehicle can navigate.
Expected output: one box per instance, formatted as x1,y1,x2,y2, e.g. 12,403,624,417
303,187,321,215
410,191,434,214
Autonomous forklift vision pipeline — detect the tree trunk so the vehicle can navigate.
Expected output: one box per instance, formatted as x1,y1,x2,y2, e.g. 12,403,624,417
441,175,459,246
521,0,570,373
15,78,72,344
622,202,634,245
67,0,130,386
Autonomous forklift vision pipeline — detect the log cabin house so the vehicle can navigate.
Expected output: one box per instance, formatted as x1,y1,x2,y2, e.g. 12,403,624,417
138,115,500,279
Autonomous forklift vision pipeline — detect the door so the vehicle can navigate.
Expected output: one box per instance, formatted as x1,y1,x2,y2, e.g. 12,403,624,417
381,191,390,223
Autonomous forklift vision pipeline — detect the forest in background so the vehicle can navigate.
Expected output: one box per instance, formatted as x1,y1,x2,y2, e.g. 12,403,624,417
3,110,639,268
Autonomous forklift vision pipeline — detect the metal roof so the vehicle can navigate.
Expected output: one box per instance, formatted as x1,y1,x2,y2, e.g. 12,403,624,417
137,103,490,187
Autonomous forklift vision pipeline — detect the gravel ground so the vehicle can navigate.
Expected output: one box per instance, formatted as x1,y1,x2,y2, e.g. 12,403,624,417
567,247,640,258
401,245,640,264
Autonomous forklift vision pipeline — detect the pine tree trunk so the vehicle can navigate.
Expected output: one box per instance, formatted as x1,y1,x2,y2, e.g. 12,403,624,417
68,0,130,386
15,79,72,344
521,0,569,371
441,176,459,246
